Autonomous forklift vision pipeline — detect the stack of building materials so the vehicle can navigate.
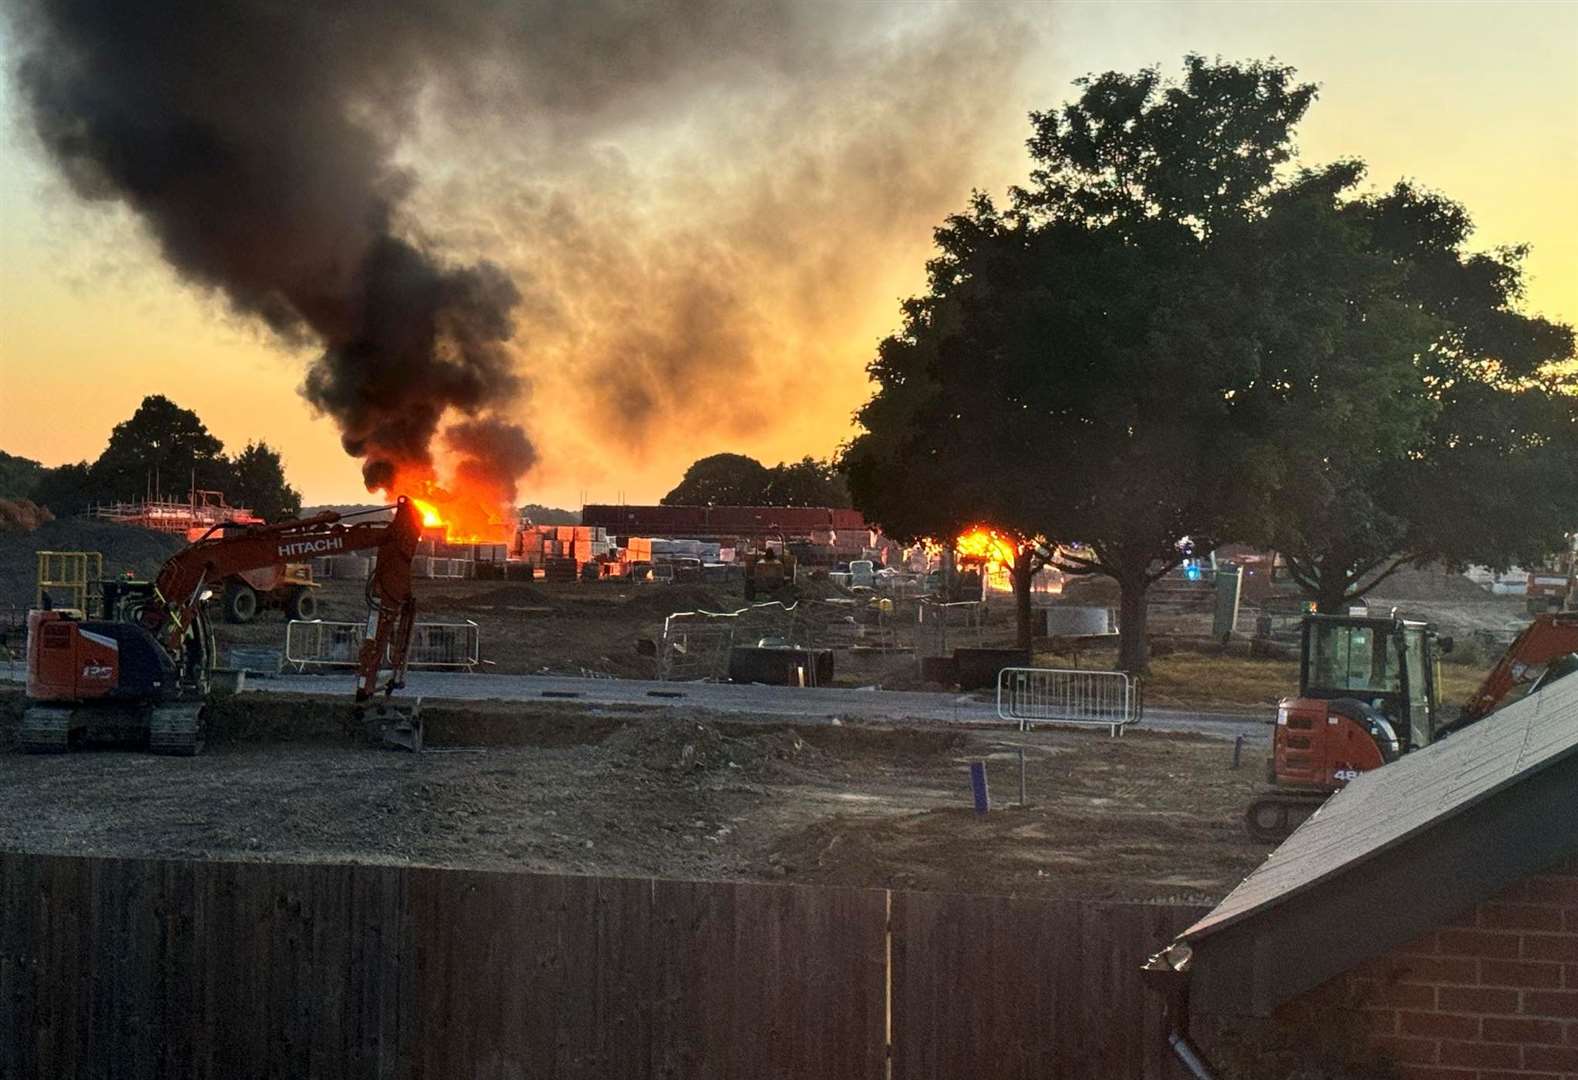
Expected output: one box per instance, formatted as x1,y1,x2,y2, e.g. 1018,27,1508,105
471,543,508,563
622,536,721,565
582,504,868,545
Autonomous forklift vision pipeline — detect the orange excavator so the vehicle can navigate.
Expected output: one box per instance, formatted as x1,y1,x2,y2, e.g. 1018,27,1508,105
23,499,424,755
1246,610,1578,841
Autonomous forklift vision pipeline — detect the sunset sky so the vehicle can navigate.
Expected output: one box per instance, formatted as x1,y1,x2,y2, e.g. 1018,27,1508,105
1,1,1573,509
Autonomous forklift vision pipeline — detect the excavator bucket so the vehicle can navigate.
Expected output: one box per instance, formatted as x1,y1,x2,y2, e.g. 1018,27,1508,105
364,696,424,752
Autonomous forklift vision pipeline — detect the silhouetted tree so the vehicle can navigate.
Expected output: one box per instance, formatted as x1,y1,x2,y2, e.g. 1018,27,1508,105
23,396,306,524
1253,183,1577,611
0,451,45,500
225,441,302,521
850,57,1341,671
662,453,771,506
760,457,851,508
94,395,228,500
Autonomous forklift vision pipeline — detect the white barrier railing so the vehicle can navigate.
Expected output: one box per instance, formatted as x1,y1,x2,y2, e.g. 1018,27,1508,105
284,620,482,673
657,601,800,681
996,667,1142,736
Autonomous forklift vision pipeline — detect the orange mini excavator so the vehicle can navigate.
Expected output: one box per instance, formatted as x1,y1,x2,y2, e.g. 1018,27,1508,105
1246,610,1578,841
23,498,424,755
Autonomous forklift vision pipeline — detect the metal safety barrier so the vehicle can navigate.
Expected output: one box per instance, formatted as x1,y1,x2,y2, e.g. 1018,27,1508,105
996,667,1142,736
657,601,800,681
915,599,986,658
284,619,482,673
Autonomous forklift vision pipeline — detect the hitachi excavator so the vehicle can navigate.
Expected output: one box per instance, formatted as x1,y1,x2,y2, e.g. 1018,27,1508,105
1246,609,1578,841
22,499,424,755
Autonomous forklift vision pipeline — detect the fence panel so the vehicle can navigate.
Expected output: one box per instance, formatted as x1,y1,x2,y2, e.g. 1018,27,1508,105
657,602,799,681
284,619,481,672
914,599,986,658
890,893,1207,1080
648,879,888,1079
0,851,1203,1080
997,666,1143,735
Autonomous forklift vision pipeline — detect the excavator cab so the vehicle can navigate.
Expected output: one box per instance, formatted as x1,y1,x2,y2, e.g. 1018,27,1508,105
1247,613,1445,841
1299,615,1443,752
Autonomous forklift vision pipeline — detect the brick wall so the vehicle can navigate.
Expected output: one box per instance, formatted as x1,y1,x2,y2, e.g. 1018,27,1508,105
1192,858,1578,1080
1252,859,1578,1080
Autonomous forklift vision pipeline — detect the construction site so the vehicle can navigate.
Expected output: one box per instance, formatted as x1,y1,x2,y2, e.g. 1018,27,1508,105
0,491,1570,862
4,6,1578,1078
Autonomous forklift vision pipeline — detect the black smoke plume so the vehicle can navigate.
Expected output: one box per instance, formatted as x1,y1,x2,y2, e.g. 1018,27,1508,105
3,1,1032,498
2,1,538,493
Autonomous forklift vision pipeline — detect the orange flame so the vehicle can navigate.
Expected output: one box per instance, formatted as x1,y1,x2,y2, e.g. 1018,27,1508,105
954,525,1020,576
411,497,445,530
383,470,514,545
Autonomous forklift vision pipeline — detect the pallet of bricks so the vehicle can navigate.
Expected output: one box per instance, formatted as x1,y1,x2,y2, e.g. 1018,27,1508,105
411,538,479,581
515,524,611,581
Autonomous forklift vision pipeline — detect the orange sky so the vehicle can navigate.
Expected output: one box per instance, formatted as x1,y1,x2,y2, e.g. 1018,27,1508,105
1,1,1573,509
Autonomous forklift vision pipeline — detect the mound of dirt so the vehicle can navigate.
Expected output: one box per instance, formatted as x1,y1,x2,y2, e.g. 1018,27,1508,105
619,584,730,618
0,498,53,532
1365,566,1496,603
599,716,821,776
0,518,186,607
427,583,552,609
794,575,855,602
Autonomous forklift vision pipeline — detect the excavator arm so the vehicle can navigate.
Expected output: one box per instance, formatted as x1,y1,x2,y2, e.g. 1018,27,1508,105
1461,612,1578,723
145,499,424,705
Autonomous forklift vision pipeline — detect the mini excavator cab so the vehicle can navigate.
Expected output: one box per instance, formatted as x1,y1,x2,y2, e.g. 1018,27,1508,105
1299,614,1444,754
1246,613,1446,841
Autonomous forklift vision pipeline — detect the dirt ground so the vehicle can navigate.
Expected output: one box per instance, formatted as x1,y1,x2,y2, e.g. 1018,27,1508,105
0,692,1272,902
214,575,1008,689
211,572,1522,702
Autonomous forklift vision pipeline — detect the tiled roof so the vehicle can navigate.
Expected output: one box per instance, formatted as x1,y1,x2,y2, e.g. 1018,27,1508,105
1183,672,1578,942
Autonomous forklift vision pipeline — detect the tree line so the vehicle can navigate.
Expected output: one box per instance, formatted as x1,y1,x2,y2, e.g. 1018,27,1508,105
843,56,1578,671
661,453,851,508
4,395,302,523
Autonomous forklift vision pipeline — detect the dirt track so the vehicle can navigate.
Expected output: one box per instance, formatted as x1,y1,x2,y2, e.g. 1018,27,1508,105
0,693,1271,901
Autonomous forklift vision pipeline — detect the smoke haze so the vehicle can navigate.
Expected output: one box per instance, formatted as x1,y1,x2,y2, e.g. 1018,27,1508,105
2,1,1034,500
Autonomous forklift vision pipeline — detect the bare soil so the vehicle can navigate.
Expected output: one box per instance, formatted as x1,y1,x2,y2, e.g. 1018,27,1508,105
0,692,1271,902
214,575,1011,688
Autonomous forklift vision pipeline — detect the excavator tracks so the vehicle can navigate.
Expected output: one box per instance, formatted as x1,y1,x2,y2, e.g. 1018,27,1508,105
1244,792,1328,844
147,704,207,757
19,707,75,754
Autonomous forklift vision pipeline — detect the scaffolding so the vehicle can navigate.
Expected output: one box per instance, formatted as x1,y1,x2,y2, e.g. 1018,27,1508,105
37,551,104,616
88,490,262,535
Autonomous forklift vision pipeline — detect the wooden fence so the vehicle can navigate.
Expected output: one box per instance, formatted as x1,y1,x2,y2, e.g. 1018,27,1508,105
0,851,1205,1080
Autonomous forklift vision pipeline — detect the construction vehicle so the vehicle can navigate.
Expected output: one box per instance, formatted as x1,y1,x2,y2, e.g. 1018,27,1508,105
1460,611,1578,722
218,559,319,623
1526,536,1578,614
1246,610,1578,841
22,499,423,756
187,516,322,623
742,534,797,601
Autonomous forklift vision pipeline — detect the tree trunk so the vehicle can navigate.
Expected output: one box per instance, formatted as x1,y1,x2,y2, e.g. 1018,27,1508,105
1013,548,1036,653
1315,562,1353,615
1117,576,1151,674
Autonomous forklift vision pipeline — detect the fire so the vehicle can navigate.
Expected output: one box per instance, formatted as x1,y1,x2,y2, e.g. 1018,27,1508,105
412,498,445,529
382,472,514,545
954,525,1020,575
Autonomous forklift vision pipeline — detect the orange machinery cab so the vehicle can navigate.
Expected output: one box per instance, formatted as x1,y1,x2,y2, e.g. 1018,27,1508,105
1271,613,1445,794
26,609,176,704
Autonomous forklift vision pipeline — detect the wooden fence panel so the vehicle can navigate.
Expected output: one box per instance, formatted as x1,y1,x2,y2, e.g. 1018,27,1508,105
648,879,888,1080
0,851,1204,1080
396,867,654,1080
890,891,1209,1080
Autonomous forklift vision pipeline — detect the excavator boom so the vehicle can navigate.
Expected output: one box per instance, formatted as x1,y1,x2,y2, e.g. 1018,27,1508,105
24,498,424,754
1461,612,1578,724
